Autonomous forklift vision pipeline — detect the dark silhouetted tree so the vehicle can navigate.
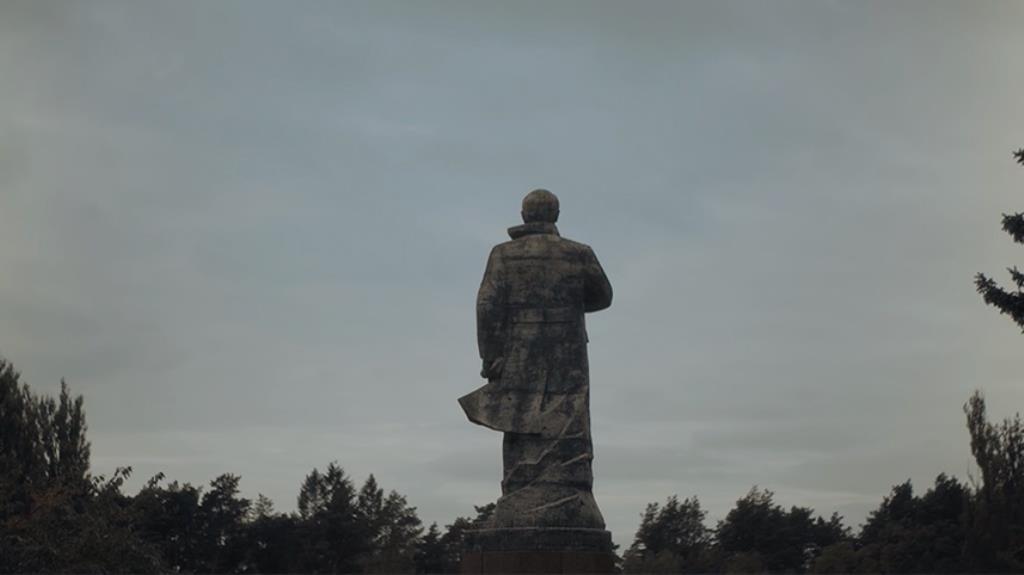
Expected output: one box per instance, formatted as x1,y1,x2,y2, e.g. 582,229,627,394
715,487,846,573
421,504,495,574
132,476,205,572
975,148,1024,330
414,523,446,574
621,495,714,573
809,540,859,574
0,357,161,573
0,361,90,499
198,474,251,572
240,495,300,573
294,463,372,573
843,475,969,573
357,474,423,573
963,391,1024,570
8,465,164,573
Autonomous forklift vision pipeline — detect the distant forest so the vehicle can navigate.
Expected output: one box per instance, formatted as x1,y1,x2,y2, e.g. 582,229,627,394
1,355,1019,574
2,151,1023,573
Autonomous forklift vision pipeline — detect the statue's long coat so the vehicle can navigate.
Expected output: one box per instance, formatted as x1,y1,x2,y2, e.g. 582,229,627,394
458,221,612,528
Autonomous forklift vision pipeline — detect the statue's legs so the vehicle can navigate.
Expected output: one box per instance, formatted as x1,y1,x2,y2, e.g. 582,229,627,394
491,425,605,529
461,429,612,573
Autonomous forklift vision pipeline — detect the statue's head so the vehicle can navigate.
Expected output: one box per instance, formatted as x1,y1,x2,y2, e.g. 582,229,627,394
521,189,559,223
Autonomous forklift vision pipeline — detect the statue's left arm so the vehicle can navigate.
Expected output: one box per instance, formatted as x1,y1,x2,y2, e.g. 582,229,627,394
477,246,507,378
583,246,612,313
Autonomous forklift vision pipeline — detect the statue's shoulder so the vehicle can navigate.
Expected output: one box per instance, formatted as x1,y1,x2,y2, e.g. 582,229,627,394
498,235,588,251
556,237,599,262
492,234,593,262
490,239,518,254
558,236,591,251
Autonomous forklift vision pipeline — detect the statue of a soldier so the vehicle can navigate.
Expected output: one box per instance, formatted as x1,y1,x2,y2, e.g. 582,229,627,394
459,188,613,556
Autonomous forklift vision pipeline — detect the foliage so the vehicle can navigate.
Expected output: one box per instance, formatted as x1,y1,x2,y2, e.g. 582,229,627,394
822,475,970,573
975,148,1024,330
413,523,446,574
715,487,847,573
423,503,495,573
357,474,423,573
621,490,847,574
0,358,160,573
0,360,90,505
963,391,1024,570
293,462,371,573
621,495,714,573
6,347,1024,573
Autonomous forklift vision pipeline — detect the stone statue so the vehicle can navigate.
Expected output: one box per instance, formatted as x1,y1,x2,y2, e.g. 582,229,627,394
459,189,615,573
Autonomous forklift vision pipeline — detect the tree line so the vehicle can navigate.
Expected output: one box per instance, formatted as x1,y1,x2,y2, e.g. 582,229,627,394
2,356,1022,573
0,356,499,573
621,393,1023,572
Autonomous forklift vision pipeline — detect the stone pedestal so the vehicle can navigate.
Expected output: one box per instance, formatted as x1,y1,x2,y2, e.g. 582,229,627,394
460,528,615,574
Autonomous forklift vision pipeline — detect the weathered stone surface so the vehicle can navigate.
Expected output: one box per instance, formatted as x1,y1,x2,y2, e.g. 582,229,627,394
459,189,613,532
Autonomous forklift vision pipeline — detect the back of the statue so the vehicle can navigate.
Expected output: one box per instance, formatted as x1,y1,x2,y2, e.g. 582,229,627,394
458,189,616,574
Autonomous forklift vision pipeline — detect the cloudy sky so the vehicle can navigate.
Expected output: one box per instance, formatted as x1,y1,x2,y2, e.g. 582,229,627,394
2,0,1024,546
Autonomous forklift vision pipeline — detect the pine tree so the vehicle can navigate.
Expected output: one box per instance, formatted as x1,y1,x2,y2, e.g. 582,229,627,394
357,474,423,573
414,523,446,574
198,474,251,572
358,474,385,549
240,499,299,573
294,462,370,573
251,493,275,519
975,148,1024,329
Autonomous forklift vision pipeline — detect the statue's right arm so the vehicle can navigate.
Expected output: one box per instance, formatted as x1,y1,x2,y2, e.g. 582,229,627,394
583,246,613,313
477,246,506,376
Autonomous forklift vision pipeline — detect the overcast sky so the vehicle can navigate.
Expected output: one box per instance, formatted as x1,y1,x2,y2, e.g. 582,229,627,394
3,0,1024,546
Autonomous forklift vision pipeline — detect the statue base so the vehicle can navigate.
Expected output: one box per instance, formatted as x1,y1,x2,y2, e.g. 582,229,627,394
460,528,615,574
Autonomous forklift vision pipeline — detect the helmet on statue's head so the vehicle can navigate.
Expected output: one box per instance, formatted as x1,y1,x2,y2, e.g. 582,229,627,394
521,189,559,223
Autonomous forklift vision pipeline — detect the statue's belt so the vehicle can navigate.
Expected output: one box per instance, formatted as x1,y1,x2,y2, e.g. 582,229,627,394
508,307,580,324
